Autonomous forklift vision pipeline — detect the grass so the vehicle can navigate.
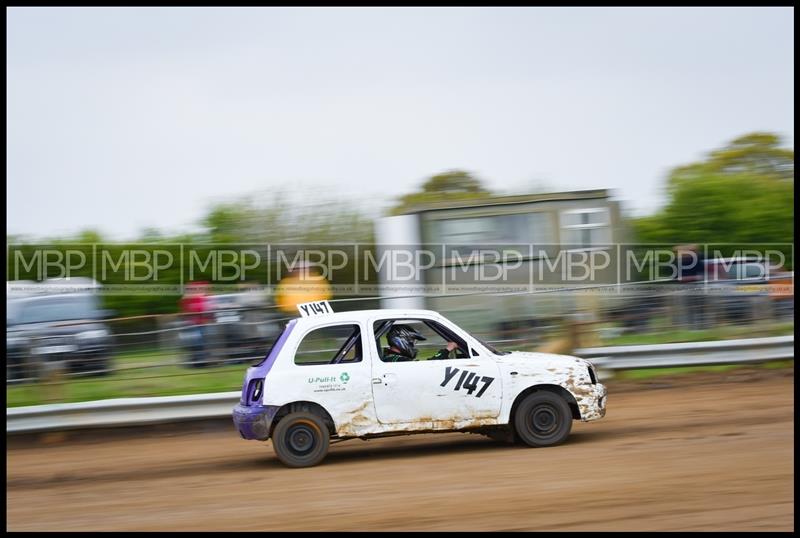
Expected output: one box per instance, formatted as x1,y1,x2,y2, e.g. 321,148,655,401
6,320,795,408
612,360,794,381
600,321,794,347
6,355,252,408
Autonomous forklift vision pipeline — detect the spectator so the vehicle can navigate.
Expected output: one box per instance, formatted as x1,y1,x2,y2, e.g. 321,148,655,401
181,281,211,366
674,245,706,329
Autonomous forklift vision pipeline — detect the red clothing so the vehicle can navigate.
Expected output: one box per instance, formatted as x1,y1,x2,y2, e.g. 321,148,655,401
181,295,210,325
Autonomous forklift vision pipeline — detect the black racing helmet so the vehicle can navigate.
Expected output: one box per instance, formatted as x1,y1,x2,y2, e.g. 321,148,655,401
387,324,426,359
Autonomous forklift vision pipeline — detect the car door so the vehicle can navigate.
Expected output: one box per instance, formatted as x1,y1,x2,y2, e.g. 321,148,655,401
369,315,502,425
271,319,376,427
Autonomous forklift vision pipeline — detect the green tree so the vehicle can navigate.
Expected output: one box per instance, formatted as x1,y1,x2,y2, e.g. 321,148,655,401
201,192,374,244
138,227,165,243
669,132,794,185
390,170,493,215
633,132,794,266
202,201,256,243
75,229,105,244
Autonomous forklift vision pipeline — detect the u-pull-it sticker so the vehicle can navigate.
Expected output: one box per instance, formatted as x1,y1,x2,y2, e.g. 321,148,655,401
297,300,334,317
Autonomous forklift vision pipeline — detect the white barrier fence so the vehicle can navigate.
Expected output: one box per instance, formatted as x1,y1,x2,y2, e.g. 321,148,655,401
7,336,793,434
576,335,794,371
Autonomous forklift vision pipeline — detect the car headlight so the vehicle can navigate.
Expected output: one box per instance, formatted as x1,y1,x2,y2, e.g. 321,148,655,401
587,363,597,385
76,329,110,341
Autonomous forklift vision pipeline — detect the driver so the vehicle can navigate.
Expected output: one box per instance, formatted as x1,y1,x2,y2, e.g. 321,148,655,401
382,324,458,362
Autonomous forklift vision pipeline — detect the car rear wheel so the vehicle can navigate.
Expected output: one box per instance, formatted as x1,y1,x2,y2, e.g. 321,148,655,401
271,411,330,468
514,391,572,447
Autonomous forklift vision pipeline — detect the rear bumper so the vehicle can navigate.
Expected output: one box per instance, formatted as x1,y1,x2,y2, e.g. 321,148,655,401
232,404,281,441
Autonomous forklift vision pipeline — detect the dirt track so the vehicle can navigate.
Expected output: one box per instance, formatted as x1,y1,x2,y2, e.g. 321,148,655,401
6,368,795,531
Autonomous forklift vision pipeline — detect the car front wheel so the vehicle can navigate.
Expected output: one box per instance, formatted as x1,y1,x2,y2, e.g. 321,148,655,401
514,391,572,447
271,411,330,468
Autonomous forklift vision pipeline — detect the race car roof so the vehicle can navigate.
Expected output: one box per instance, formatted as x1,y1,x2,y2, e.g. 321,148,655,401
292,308,446,325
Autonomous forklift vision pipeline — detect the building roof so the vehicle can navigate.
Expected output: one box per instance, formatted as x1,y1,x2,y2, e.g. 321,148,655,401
402,189,611,214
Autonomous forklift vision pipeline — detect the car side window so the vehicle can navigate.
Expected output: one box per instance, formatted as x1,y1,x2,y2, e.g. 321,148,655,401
373,319,470,362
294,324,362,365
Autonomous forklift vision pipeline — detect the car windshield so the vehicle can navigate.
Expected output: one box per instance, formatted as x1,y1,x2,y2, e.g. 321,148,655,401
718,261,767,280
18,295,98,324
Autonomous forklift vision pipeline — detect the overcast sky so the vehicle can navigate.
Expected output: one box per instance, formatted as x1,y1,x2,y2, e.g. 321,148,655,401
6,7,794,240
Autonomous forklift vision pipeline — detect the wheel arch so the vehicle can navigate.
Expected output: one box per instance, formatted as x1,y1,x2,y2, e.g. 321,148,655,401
509,384,582,425
270,400,336,437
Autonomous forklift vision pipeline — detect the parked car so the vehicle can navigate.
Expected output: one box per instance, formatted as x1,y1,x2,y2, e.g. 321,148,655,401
178,292,283,367
6,292,114,381
705,257,794,322
233,301,607,468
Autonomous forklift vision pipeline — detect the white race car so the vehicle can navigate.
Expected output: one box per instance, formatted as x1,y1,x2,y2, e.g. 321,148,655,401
233,301,607,467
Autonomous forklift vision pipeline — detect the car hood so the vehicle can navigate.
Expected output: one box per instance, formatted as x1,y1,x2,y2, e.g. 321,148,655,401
7,320,106,338
495,350,590,371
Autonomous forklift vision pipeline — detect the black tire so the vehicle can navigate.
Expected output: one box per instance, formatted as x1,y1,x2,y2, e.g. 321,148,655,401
271,411,330,468
513,391,572,447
